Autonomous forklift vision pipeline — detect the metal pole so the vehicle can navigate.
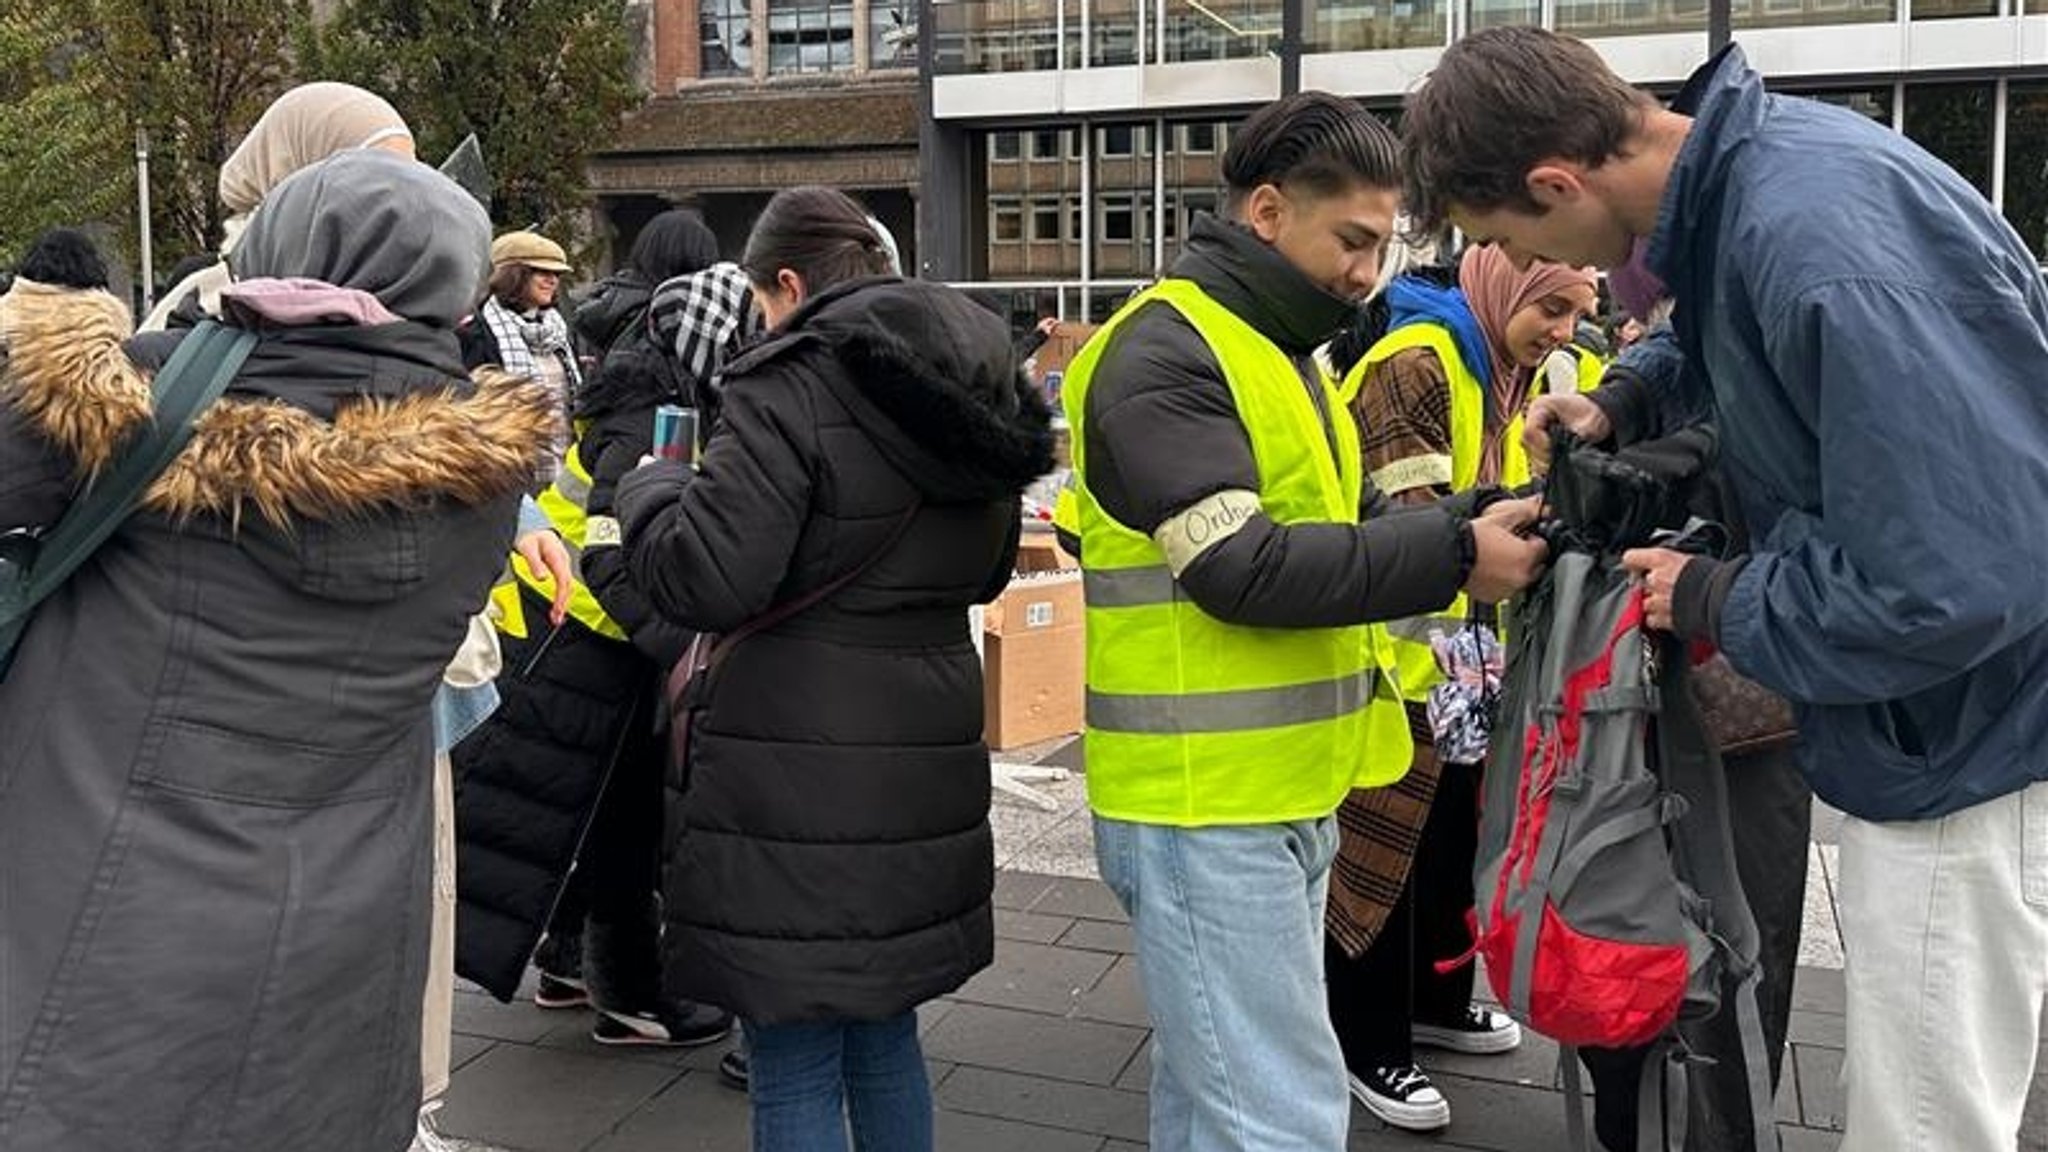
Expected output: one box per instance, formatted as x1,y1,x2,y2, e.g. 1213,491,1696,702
135,126,155,314
1279,0,1303,94
1707,0,1731,53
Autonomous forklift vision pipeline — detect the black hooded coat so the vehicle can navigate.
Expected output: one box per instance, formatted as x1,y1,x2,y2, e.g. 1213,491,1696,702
611,277,1055,1024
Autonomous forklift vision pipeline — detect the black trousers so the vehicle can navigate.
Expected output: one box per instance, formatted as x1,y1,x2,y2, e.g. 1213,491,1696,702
545,691,667,1006
1327,758,1484,1071
1582,744,1813,1152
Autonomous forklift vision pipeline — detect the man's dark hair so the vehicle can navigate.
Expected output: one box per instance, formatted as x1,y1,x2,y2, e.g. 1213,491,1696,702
1221,91,1400,212
1401,27,1650,234
627,209,720,284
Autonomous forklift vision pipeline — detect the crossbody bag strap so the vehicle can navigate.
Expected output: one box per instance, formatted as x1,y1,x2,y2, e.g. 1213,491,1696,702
1,320,254,628
709,500,923,667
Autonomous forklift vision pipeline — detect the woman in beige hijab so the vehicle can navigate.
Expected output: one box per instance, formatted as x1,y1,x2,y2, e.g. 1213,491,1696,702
139,82,415,332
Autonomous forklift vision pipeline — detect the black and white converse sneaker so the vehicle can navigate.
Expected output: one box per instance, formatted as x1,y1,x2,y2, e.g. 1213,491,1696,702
591,999,734,1048
1413,1005,1523,1055
1349,1063,1452,1131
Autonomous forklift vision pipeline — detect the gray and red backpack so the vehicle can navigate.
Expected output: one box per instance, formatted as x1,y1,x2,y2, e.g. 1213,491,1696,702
1464,436,1780,1152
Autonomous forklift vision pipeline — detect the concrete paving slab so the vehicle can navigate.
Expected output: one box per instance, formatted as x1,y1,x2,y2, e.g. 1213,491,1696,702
954,937,1119,1017
934,1108,1109,1151
937,1063,1151,1143
453,989,570,1045
996,907,1079,945
1029,876,1128,923
584,1072,752,1152
450,1032,497,1075
438,1043,678,1152
1072,955,1151,1030
1060,917,1137,955
922,1002,1147,1086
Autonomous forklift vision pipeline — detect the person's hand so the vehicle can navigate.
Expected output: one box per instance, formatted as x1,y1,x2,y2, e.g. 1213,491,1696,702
1620,547,1690,632
1524,393,1612,475
1035,316,1060,336
515,528,574,627
1478,494,1543,534
1464,520,1549,604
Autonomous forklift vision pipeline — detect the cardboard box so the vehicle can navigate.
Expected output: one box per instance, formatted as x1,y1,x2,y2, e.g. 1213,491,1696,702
983,571,1084,749
1014,531,1078,575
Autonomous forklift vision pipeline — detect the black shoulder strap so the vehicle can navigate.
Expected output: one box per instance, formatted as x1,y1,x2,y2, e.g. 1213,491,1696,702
0,320,255,641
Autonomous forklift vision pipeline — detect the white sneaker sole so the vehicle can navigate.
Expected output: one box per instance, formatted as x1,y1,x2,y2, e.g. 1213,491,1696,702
1348,1072,1451,1132
1412,1017,1523,1055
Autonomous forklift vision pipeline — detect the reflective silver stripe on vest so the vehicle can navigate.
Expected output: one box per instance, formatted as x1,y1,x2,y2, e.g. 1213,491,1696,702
1083,565,1179,609
551,466,593,507
1385,614,1468,645
1088,670,1378,734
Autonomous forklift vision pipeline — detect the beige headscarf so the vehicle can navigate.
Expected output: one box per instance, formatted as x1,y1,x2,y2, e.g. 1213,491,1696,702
218,82,411,217
143,82,411,333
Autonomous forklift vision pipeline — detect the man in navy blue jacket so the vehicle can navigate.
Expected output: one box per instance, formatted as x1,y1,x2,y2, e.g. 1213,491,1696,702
1400,28,2048,1152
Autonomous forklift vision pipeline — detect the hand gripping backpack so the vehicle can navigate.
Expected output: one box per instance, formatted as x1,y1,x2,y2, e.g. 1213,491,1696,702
1462,435,1779,1152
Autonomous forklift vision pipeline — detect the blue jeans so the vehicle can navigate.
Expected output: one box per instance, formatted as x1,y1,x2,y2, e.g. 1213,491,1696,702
746,1013,932,1152
1095,814,1349,1151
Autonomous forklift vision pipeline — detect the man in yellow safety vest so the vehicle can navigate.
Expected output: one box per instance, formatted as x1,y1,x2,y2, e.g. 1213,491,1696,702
1061,91,1548,1150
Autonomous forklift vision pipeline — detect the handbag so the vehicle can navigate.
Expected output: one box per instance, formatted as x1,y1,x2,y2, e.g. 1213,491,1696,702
665,502,921,772
0,320,256,679
1688,650,1798,756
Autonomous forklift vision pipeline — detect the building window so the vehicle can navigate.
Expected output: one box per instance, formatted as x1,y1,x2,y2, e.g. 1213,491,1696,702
1309,0,1445,50
1030,129,1065,161
992,199,1025,242
1904,82,1995,200
1182,122,1218,155
701,0,753,76
1100,125,1138,158
1794,86,1894,124
2007,82,2048,259
1100,197,1136,242
1163,0,1283,61
1031,200,1063,241
991,132,1022,161
1182,190,1219,230
1465,0,1540,31
869,0,918,68
767,0,856,74
1910,0,1996,18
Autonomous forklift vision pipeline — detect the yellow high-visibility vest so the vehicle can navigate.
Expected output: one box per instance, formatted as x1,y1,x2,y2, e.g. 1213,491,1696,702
489,441,629,642
1342,325,1599,702
1063,279,1412,827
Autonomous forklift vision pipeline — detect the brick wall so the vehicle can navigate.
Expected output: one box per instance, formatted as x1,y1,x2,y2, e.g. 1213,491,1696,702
651,0,701,93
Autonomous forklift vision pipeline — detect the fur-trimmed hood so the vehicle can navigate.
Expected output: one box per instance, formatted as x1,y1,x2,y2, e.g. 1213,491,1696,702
0,285,555,530
726,277,1055,501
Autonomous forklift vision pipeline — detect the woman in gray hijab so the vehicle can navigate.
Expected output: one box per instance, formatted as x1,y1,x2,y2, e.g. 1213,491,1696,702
0,150,556,1152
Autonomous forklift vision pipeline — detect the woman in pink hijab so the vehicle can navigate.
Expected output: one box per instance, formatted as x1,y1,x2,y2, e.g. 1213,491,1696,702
1321,242,1597,1135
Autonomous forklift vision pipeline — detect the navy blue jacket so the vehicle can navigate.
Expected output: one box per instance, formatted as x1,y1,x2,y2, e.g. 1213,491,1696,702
1649,46,2048,821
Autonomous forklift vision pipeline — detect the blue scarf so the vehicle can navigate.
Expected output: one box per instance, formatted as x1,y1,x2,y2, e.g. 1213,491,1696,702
1385,276,1495,392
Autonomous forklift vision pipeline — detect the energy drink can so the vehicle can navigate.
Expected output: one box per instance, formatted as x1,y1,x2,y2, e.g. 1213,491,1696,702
653,404,698,466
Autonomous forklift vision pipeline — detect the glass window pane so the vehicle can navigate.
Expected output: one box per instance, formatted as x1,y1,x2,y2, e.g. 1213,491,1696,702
982,128,1081,279
1309,0,1443,50
993,132,1021,161
1182,123,1217,154
2006,82,2048,260
1903,82,1995,200
701,0,753,75
1465,0,1540,31
870,0,917,68
930,0,1076,75
1163,0,1283,61
1911,0,1996,18
1792,86,1894,124
1031,201,1063,241
1092,0,1140,64
993,200,1024,242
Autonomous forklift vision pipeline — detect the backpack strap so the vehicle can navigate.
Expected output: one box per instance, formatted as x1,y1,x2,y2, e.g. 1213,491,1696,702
1558,1045,1594,1152
0,320,254,671
1652,636,1781,1151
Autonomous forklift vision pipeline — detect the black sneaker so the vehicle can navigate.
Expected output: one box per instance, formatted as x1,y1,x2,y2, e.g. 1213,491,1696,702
531,932,588,1010
1412,1005,1523,1055
591,999,734,1048
716,1047,749,1092
1348,1063,1450,1132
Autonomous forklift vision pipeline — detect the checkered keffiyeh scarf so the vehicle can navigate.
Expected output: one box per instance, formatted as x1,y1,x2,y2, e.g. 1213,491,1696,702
480,296,581,388
648,261,756,386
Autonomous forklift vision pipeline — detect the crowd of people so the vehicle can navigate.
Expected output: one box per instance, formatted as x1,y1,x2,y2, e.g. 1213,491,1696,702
1,25,2044,1152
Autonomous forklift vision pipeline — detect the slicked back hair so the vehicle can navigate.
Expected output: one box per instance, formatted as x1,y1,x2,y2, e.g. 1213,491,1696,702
1401,27,1651,235
1222,91,1401,213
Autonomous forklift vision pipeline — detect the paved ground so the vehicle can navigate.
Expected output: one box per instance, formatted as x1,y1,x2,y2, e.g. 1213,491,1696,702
441,738,2048,1151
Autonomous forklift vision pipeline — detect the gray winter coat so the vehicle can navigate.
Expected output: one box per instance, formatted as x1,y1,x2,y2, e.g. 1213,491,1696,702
0,284,553,1152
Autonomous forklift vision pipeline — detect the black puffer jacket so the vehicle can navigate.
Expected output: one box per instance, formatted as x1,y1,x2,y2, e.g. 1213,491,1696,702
611,277,1055,1025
